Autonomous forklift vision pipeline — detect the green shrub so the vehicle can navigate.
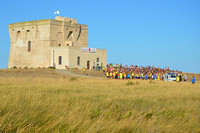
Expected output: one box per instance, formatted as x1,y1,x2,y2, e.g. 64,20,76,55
126,81,140,86
48,66,55,69
149,80,154,84
69,77,77,81
126,81,135,86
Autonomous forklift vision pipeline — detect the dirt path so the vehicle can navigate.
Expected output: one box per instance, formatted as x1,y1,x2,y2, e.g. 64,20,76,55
55,69,106,79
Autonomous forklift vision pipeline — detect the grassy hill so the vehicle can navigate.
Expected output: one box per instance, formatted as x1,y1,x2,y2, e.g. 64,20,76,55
0,69,199,132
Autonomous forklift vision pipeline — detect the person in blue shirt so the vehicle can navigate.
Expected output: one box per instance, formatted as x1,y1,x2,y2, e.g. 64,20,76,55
192,76,195,84
154,74,157,80
127,74,130,79
145,74,148,80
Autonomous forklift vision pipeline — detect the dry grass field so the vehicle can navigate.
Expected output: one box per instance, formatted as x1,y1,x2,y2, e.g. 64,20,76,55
0,69,200,132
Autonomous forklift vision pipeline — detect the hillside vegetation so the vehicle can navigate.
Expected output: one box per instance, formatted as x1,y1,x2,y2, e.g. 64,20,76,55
0,69,200,132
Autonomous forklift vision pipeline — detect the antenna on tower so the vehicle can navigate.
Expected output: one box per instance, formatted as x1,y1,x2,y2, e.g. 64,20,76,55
54,11,60,16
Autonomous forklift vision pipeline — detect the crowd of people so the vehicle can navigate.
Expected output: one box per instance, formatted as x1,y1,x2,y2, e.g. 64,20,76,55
97,64,195,83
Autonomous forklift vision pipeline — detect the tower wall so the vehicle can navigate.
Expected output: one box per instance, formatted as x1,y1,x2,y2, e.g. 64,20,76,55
8,20,51,68
50,17,88,48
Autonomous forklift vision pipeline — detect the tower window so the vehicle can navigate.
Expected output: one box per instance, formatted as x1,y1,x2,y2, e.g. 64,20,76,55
59,56,62,65
77,56,80,65
28,41,31,52
97,58,99,66
16,31,21,40
67,31,73,39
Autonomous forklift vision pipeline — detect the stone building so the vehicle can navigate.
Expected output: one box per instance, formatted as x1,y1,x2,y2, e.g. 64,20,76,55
8,16,107,69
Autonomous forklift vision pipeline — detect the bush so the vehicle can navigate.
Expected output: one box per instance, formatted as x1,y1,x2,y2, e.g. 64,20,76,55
24,66,28,69
69,77,77,81
126,81,135,86
48,66,55,69
149,80,154,84
126,81,140,86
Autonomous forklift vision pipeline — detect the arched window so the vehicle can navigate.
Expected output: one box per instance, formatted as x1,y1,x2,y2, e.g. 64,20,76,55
17,31,21,37
16,31,21,40
26,30,30,40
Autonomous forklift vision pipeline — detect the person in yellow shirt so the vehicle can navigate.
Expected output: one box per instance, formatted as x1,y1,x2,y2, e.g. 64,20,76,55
148,73,152,79
130,72,132,79
132,72,134,79
83,67,86,74
103,67,105,73
157,75,160,80
124,73,127,80
120,72,123,79
113,72,116,79
176,75,180,82
106,71,109,78
110,72,113,79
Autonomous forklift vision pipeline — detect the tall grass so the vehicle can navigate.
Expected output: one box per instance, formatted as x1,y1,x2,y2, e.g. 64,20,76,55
0,70,200,132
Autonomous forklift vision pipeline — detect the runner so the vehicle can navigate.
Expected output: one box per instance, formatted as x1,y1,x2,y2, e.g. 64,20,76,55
104,64,182,81
192,76,195,84
120,72,123,80
83,67,86,74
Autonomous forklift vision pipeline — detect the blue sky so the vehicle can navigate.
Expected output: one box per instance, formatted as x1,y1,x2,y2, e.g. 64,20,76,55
0,0,200,73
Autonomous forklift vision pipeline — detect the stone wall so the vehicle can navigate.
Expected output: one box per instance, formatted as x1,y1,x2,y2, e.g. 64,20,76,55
50,47,107,69
8,20,51,68
50,47,70,69
68,47,107,69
